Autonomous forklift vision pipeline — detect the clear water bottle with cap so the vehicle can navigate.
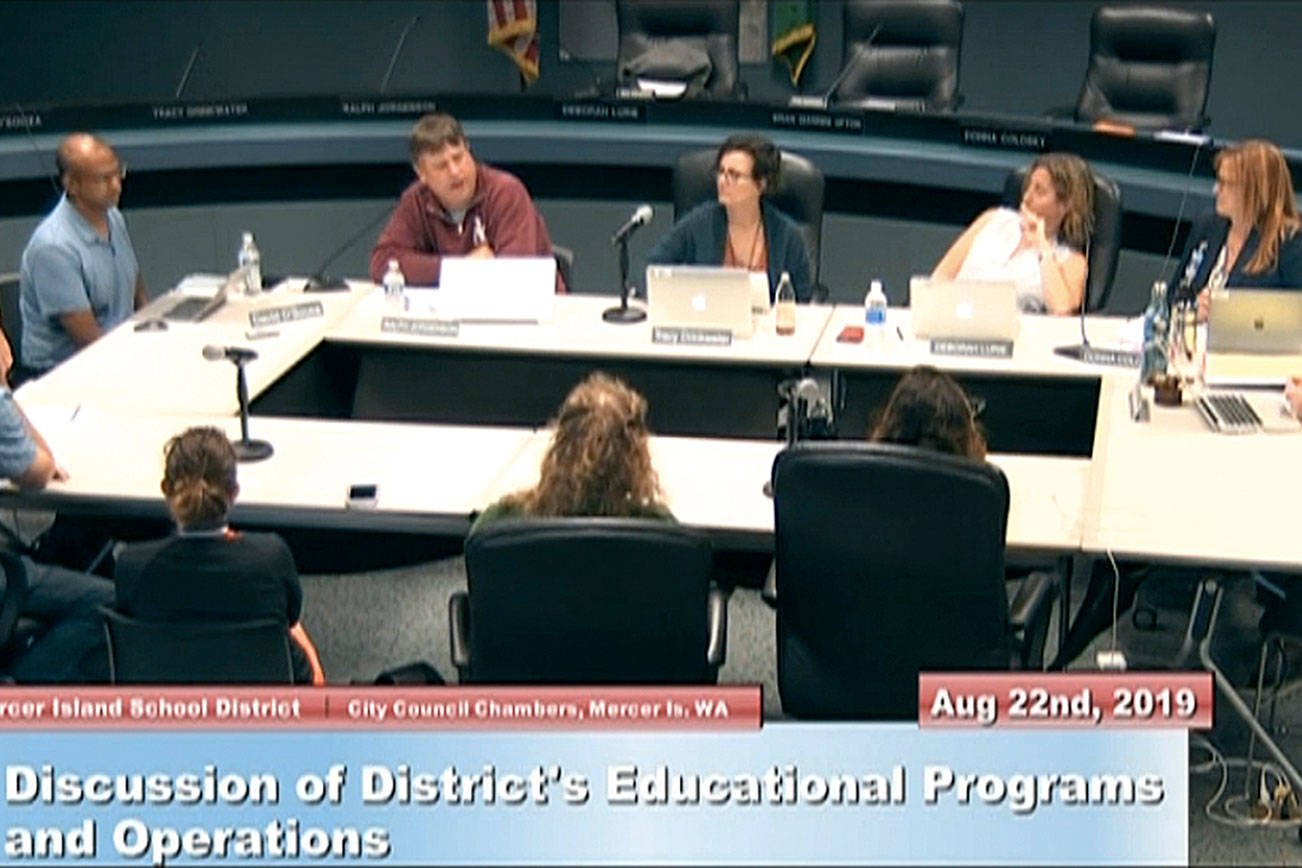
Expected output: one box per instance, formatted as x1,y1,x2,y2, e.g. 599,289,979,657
1140,280,1169,384
382,258,406,310
237,232,262,296
865,279,887,350
774,271,796,336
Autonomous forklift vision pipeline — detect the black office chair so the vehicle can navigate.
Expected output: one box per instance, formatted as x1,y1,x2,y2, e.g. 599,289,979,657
0,272,31,387
772,442,1054,719
672,149,826,290
0,551,34,677
553,245,574,291
1002,166,1123,313
452,518,726,683
101,608,295,684
831,0,964,112
1070,5,1216,131
616,0,742,100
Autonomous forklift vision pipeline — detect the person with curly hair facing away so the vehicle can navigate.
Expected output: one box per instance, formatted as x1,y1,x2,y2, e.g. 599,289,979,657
471,372,671,533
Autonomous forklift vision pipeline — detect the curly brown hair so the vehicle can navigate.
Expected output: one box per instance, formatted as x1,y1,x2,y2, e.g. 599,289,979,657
160,426,238,528
501,372,666,518
870,366,987,460
1026,152,1096,251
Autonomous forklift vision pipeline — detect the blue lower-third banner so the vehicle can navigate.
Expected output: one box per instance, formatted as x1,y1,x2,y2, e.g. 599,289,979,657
0,724,1185,865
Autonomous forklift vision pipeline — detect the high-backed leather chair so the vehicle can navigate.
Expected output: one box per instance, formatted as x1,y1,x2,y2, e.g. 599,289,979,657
0,273,31,386
831,0,964,112
101,608,295,684
453,518,726,683
1002,165,1123,313
772,442,1053,719
672,149,826,286
616,0,742,100
1073,5,1215,131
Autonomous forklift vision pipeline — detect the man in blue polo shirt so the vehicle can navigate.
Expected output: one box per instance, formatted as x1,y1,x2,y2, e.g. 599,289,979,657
19,133,147,374
0,387,112,681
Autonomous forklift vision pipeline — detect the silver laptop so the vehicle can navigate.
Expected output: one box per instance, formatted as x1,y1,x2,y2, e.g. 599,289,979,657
909,276,1020,341
1207,289,1302,354
162,269,241,322
646,265,755,338
436,256,556,323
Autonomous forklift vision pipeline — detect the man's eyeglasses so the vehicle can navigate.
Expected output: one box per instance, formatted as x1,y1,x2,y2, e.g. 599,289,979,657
716,167,753,185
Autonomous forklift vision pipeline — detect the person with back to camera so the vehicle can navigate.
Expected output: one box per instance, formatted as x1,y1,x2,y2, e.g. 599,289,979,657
646,134,814,303
470,372,672,534
1174,139,1302,322
932,152,1095,315
869,365,986,460
113,426,323,683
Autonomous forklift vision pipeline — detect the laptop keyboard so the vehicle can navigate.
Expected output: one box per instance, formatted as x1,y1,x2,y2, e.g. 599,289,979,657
163,296,211,321
1196,392,1261,434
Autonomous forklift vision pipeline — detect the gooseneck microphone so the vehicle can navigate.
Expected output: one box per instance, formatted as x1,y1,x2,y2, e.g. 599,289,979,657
303,205,396,292
788,23,883,110
603,204,653,324
611,204,653,246
201,345,273,461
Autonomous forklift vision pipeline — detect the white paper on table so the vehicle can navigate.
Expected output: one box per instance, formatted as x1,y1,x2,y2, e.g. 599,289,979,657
1114,316,1145,348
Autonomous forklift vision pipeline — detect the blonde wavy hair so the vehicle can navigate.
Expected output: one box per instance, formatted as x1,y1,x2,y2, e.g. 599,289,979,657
1026,152,1096,251
501,372,666,518
1215,139,1301,275
161,426,238,528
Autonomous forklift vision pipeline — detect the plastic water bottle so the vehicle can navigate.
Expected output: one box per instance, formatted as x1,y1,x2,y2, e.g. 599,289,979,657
774,271,796,336
865,279,887,350
1140,280,1169,384
382,258,406,310
237,232,262,296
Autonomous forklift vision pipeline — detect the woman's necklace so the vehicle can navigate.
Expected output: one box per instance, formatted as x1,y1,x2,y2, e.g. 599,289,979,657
728,219,763,270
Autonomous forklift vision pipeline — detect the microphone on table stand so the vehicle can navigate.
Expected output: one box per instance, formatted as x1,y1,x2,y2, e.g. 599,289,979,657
765,377,833,497
202,345,273,461
787,24,882,110
603,204,653,324
300,205,396,292
1053,237,1142,368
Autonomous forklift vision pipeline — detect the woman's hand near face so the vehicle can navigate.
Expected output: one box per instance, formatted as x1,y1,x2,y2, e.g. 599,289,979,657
1019,206,1051,255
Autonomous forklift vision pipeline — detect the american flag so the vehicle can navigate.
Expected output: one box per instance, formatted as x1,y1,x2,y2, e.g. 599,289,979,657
487,0,540,85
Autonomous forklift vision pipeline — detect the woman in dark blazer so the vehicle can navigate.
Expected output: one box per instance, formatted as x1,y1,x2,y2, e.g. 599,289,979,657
647,134,814,303
114,426,322,683
1172,139,1302,320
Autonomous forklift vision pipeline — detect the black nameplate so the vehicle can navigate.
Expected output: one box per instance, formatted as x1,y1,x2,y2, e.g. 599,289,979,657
652,326,732,347
338,98,439,118
769,109,864,134
248,301,324,327
930,338,1013,359
556,101,645,123
381,317,460,338
960,124,1048,152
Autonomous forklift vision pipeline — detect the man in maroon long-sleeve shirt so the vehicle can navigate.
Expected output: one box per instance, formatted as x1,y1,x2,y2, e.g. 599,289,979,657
369,113,565,292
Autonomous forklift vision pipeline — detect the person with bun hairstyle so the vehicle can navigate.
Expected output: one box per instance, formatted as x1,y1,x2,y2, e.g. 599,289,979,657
114,426,322,683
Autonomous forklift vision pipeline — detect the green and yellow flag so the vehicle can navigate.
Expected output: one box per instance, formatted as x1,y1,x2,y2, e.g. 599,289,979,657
772,0,816,87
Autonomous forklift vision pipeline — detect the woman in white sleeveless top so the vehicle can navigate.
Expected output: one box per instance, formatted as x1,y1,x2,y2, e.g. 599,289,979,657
932,153,1095,314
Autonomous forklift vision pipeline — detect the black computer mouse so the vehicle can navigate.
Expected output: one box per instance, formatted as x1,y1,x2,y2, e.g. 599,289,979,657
134,318,168,332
